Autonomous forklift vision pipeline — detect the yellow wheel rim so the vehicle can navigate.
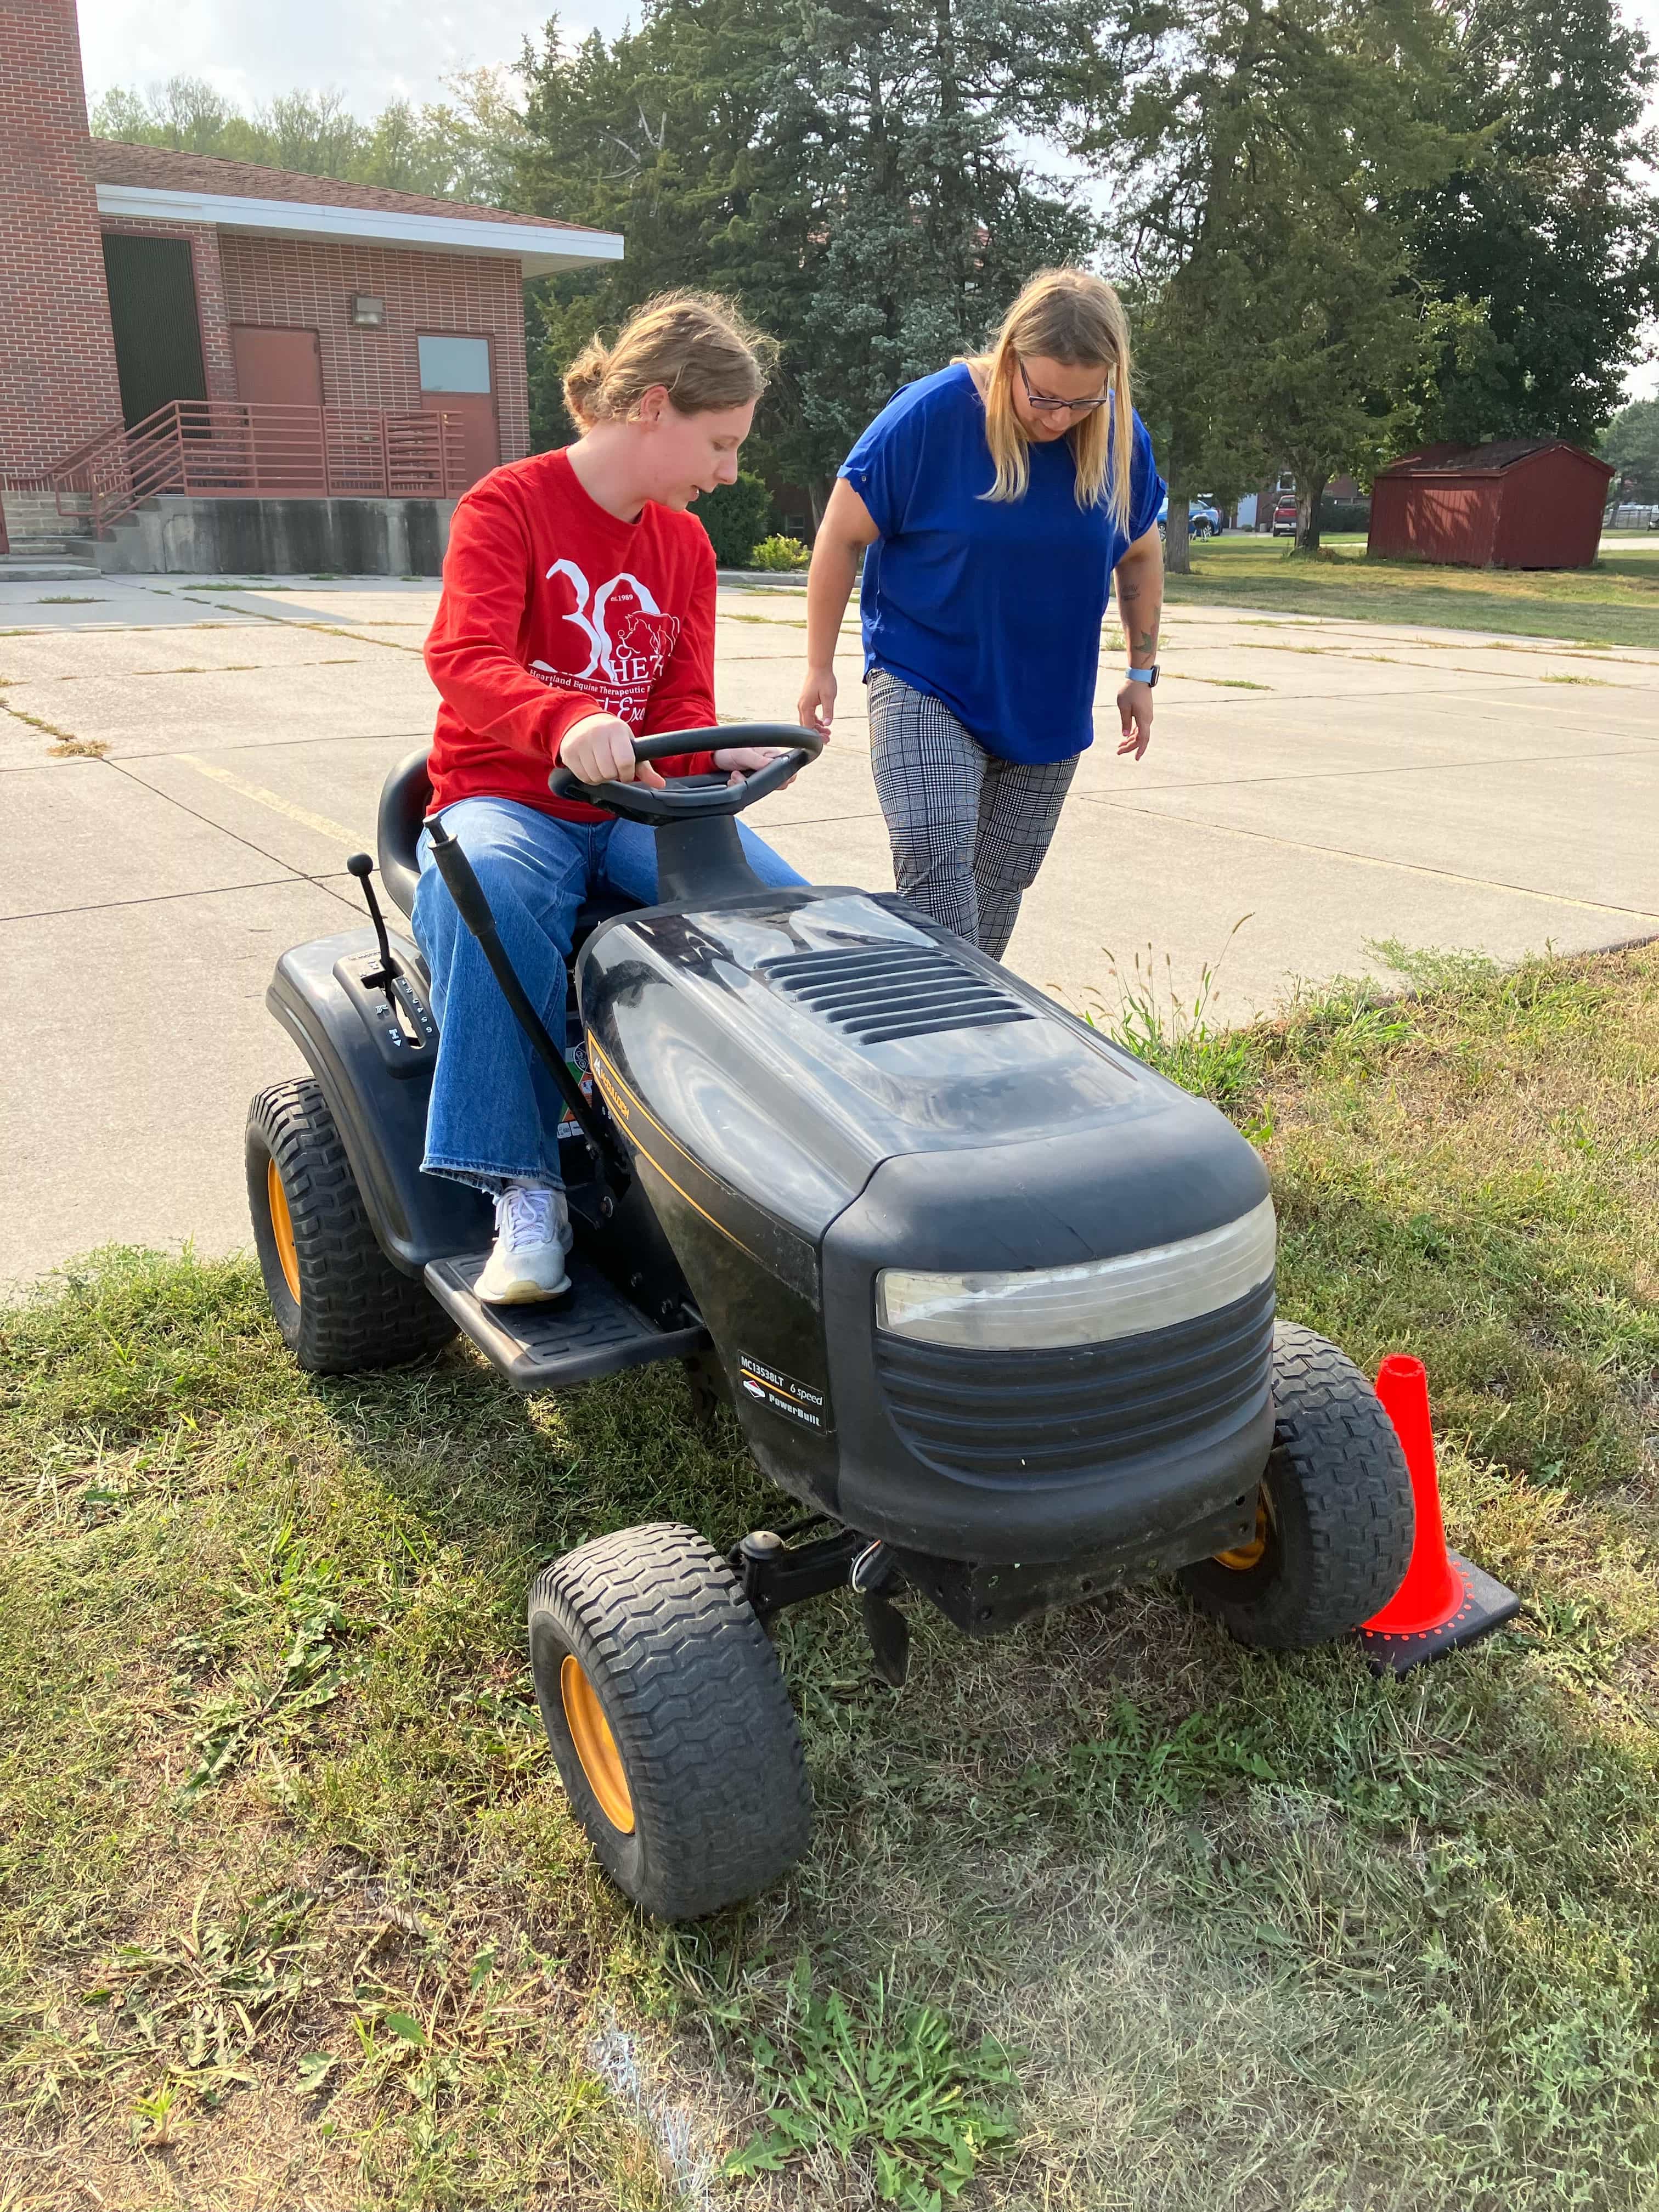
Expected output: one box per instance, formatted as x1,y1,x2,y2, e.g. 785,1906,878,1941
560,1654,635,1833
1214,1487,1270,1572
267,1157,302,1306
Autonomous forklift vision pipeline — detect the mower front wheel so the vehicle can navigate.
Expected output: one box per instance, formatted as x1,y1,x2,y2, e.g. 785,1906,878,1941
529,1522,812,1920
1179,1321,1414,1649
246,1077,456,1374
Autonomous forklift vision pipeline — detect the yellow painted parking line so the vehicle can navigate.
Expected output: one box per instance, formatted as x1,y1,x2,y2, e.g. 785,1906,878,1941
174,752,358,848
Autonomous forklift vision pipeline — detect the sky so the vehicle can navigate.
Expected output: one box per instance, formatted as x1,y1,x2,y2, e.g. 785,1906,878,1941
76,0,623,115
78,0,1658,400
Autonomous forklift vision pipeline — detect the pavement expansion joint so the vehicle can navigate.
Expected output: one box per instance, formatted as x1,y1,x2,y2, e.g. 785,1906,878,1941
1077,794,1659,922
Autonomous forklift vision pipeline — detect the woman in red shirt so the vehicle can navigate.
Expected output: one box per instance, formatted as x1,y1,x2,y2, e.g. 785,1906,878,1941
416,292,802,1304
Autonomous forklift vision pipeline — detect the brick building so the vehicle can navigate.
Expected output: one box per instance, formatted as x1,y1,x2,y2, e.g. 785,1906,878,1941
0,0,622,573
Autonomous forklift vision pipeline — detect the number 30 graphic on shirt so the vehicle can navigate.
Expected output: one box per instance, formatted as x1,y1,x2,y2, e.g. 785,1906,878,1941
540,558,668,684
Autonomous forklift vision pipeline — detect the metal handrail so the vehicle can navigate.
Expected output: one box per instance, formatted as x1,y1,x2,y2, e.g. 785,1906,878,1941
10,400,472,535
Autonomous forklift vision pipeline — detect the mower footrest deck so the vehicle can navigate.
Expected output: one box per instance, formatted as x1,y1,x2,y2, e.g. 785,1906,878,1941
424,1254,708,1391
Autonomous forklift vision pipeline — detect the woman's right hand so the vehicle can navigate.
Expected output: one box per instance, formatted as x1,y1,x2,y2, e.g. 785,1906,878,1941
558,712,665,788
798,664,838,737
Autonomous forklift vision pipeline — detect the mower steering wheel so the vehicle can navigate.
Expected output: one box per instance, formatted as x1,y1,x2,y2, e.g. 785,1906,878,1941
547,722,823,825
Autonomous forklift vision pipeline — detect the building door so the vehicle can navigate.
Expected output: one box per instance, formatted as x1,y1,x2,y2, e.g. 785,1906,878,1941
229,326,326,491
417,334,499,490
231,326,323,408
102,235,207,428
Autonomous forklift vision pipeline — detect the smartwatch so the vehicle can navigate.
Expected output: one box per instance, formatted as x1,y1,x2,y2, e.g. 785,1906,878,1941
1126,665,1159,687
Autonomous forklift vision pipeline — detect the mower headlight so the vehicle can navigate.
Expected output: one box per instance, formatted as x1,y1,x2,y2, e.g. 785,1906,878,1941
876,1196,1276,1351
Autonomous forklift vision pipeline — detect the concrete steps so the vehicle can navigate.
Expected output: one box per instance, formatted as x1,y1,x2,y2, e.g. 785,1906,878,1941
0,555,105,583
0,528,101,585
2,491,100,581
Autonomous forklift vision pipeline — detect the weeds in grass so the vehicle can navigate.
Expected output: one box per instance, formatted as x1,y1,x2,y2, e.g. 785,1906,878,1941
2,951,1657,2206
35,595,105,605
130,2075,187,2147
1014,1697,1278,1826
1075,915,1262,1113
177,1528,362,1794
112,1887,315,2091
727,1960,1016,2206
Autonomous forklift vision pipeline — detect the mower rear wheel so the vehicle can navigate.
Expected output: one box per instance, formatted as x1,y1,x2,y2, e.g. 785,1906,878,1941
529,1522,812,1920
246,1077,456,1374
1178,1321,1414,1649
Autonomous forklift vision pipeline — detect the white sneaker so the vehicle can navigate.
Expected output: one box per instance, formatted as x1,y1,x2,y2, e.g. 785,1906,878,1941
476,1184,573,1305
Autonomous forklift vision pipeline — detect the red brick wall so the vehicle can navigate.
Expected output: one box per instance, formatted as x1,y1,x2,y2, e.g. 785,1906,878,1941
218,235,529,461
99,220,238,403
0,0,125,473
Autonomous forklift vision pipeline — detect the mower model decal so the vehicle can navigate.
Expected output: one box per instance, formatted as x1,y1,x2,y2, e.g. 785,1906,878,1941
738,1354,833,1435
554,1041,597,1141
589,1038,821,1302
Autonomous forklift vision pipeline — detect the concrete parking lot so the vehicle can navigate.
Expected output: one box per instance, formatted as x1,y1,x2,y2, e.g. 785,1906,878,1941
3,570,1655,1288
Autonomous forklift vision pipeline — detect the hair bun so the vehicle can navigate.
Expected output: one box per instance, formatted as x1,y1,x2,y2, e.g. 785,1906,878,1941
560,292,770,431
561,338,613,429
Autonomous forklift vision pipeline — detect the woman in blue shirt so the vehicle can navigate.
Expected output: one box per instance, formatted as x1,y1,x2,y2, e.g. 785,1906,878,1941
797,268,1166,956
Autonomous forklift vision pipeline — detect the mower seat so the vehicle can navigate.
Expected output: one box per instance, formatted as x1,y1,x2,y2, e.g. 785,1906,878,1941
374,746,635,944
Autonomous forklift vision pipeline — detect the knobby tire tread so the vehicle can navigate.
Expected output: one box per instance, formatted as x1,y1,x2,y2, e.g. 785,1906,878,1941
247,1077,455,1374
530,1521,811,1920
1180,1320,1415,1649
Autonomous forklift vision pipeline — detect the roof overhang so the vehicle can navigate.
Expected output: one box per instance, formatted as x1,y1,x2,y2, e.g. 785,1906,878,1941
94,183,622,276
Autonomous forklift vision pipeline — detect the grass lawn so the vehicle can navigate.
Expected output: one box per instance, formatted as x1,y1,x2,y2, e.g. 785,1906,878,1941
3,940,1658,2210
1164,533,1659,650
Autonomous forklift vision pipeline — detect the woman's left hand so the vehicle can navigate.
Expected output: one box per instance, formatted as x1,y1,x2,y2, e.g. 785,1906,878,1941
1116,680,1155,760
713,743,798,787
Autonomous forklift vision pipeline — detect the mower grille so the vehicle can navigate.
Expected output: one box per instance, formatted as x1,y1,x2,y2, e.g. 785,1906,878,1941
874,1279,1274,1480
759,943,1037,1046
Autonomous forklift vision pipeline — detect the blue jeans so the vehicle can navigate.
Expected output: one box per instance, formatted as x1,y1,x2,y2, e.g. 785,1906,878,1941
413,796,803,1193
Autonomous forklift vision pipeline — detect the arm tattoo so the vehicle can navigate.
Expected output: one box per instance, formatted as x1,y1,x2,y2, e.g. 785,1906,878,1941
1115,574,1161,663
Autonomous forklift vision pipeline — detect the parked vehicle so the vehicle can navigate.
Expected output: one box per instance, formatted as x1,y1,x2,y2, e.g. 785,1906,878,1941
1271,498,1299,538
1156,494,1223,540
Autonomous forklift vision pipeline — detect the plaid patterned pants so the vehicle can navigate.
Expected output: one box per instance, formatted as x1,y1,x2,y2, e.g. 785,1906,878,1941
867,669,1079,957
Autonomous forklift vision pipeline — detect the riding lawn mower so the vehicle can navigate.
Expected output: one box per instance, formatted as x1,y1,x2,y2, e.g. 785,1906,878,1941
246,725,1415,1921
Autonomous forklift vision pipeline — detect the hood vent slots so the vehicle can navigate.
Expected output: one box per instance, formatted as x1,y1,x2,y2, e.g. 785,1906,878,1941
759,943,1037,1046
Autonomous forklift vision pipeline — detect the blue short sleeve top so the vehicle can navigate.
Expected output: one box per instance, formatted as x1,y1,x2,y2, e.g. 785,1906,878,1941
838,362,1165,763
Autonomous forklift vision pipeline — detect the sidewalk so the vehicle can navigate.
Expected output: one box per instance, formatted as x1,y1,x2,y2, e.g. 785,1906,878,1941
3,571,1654,1288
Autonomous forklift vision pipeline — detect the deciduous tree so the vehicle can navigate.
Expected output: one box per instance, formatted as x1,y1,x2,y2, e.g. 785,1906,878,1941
1081,0,1460,559
515,0,1098,498
1402,0,1659,446
1601,397,1659,501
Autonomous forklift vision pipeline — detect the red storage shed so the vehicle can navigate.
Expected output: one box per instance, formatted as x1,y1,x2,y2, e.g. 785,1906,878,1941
1368,439,1613,569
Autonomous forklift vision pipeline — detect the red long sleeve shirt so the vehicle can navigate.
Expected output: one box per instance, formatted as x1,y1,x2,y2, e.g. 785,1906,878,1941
425,446,718,825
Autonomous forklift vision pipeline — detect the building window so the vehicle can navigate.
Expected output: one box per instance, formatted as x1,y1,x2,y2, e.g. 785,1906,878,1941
417,335,492,394
351,294,386,329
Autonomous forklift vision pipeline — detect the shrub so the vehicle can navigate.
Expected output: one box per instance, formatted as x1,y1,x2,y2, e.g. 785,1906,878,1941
1318,496,1371,533
750,533,811,572
695,471,775,567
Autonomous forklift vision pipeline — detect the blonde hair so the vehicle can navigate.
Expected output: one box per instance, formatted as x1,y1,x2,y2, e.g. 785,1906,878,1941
563,290,774,430
965,269,1135,531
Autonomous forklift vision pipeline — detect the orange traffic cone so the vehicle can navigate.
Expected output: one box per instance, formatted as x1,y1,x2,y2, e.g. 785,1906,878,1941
1356,1353,1521,1674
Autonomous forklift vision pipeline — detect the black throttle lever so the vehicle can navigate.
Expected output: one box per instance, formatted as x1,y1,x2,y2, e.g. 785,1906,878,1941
347,852,400,993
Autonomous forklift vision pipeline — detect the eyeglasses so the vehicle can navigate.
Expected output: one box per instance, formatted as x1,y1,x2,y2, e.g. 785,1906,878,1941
1017,359,1111,415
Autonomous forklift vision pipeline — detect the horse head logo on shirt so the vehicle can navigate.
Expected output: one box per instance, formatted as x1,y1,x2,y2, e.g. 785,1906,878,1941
539,559,681,689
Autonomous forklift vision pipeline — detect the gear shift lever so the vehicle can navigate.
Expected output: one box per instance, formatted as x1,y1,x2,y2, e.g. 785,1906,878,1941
346,853,399,994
